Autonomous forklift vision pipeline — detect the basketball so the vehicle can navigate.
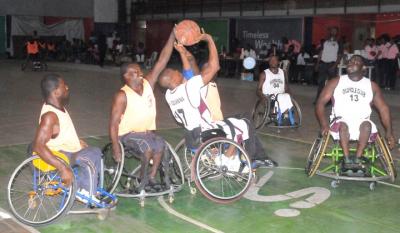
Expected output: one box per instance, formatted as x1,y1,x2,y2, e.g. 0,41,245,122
174,20,202,46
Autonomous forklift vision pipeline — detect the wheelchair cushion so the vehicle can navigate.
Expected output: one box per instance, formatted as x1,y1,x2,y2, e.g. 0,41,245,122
201,128,227,142
32,150,70,172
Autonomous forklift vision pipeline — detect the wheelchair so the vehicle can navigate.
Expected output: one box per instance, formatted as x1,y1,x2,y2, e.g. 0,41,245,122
175,129,253,204
21,53,48,72
305,132,396,190
252,94,302,130
7,150,118,227
102,141,185,207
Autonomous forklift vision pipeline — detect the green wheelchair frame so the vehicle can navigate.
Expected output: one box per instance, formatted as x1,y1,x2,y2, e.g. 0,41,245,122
306,132,396,190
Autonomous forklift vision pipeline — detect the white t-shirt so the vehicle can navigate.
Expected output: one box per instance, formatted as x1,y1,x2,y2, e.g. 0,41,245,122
165,75,213,131
321,39,339,63
262,68,285,95
331,75,373,121
296,52,310,65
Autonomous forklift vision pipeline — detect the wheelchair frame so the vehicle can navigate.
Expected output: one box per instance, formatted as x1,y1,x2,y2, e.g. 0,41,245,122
306,132,396,190
7,153,117,227
175,134,253,204
102,141,185,207
252,95,302,130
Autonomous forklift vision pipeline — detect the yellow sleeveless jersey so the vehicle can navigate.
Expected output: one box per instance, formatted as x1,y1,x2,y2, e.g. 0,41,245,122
39,104,82,153
118,79,156,135
205,82,223,121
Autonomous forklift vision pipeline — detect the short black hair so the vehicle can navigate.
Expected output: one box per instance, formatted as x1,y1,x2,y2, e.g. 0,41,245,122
120,62,140,83
41,74,61,100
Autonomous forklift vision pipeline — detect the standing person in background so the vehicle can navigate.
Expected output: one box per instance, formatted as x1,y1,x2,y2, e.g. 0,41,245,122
240,44,257,59
364,38,378,82
281,37,301,54
97,33,107,68
385,36,399,90
376,36,386,87
314,27,342,103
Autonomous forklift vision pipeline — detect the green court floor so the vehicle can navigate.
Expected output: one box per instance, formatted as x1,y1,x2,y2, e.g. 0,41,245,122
1,129,399,233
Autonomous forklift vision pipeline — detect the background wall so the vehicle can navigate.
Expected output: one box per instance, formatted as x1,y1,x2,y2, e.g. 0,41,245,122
0,0,93,17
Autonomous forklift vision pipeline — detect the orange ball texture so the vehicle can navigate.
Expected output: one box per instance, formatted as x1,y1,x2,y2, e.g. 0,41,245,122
174,20,202,46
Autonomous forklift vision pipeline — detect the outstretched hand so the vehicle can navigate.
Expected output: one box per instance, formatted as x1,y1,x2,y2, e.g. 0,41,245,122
174,42,187,54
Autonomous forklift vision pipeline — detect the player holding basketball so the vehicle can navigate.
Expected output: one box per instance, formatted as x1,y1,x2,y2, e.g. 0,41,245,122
159,27,277,168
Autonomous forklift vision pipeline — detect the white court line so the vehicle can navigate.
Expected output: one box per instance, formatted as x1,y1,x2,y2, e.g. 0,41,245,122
157,196,224,233
266,166,400,189
0,210,11,219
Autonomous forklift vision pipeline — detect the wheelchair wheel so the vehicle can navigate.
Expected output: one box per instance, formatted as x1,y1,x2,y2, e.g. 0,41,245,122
290,98,302,127
306,134,330,177
192,137,252,204
376,134,396,182
102,142,125,194
7,156,76,226
175,138,195,180
252,99,270,129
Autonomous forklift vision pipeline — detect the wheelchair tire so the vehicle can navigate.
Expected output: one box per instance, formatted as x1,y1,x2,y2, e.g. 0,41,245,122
306,134,330,177
291,98,302,127
102,142,125,194
175,138,195,180
252,99,270,129
376,134,396,182
7,156,76,226
192,137,252,204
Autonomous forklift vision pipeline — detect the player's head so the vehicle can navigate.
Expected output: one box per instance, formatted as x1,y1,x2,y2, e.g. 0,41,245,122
269,56,279,69
158,68,183,90
346,55,364,79
41,73,69,105
120,62,143,84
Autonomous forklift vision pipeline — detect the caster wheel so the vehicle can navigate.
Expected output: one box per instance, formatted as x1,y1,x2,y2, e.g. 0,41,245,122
331,180,339,188
97,211,108,220
139,199,145,208
190,187,197,195
369,182,376,191
168,195,174,204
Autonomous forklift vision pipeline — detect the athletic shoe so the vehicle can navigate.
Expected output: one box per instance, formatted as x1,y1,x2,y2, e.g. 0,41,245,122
252,159,278,169
76,188,101,205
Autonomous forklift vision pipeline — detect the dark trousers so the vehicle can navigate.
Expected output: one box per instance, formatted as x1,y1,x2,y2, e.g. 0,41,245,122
377,59,386,86
315,62,336,101
386,59,398,89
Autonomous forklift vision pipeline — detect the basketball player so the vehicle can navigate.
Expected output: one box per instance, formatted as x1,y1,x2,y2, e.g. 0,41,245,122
33,74,103,202
257,56,296,126
159,33,277,168
316,55,394,171
109,30,175,187
174,42,223,121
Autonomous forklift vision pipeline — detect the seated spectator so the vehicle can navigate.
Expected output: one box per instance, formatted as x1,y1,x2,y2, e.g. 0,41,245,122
135,42,146,63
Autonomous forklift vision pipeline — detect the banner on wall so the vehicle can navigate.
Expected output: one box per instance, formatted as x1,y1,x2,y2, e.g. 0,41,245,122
10,16,84,55
237,18,303,52
198,19,229,53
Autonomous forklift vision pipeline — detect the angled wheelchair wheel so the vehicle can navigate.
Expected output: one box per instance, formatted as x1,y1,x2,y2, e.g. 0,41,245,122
102,142,125,194
252,99,270,129
165,142,185,188
192,137,252,204
7,156,76,226
290,98,302,127
174,138,195,180
306,134,330,177
376,134,396,182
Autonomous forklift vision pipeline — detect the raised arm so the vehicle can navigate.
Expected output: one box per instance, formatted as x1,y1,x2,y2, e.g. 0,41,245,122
371,82,395,148
33,112,73,185
146,31,175,88
315,77,339,135
109,91,127,162
175,43,200,80
200,34,220,85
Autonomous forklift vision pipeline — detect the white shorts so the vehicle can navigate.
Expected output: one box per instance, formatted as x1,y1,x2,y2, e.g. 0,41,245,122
211,118,249,144
329,118,378,142
274,93,293,113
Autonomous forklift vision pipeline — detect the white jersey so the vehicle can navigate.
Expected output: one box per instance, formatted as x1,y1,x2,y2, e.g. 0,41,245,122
331,75,373,121
165,75,213,130
262,68,285,95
